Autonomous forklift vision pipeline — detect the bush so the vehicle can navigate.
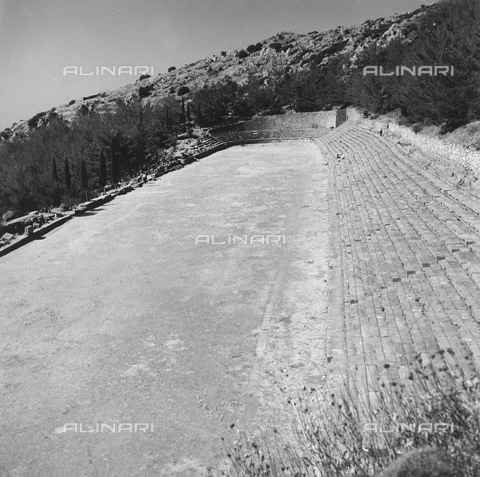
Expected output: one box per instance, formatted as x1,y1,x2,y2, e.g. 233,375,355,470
221,51,227,56
238,49,249,59
413,123,424,133
177,85,191,96
246,44,256,53
255,43,263,52
168,66,176,72
27,112,45,129
138,86,150,98
269,42,282,52
397,116,411,126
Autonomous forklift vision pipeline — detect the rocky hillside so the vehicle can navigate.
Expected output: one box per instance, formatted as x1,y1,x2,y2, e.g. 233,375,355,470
1,3,435,142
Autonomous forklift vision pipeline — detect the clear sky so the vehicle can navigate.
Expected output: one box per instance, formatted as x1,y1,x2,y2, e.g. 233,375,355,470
0,0,436,131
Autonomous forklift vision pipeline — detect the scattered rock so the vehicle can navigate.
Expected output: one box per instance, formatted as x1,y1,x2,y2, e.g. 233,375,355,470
2,211,15,222
1,232,14,242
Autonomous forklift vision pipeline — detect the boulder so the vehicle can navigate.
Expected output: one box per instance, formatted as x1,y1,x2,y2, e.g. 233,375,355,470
51,204,68,214
2,211,15,222
1,232,14,243
376,448,453,477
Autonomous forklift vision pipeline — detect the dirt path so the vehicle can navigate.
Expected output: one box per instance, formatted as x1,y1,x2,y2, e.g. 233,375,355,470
0,142,330,476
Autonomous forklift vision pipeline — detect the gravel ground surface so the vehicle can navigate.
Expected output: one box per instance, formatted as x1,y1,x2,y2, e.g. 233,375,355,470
0,142,329,476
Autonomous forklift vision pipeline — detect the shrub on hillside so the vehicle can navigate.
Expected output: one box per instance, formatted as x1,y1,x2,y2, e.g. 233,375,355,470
138,86,151,98
27,112,45,129
238,49,249,59
177,85,190,96
269,42,282,52
397,116,410,126
412,123,423,133
246,44,256,53
168,66,176,72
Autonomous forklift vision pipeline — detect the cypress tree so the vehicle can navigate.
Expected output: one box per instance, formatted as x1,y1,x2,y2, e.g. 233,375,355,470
80,160,88,200
64,158,71,188
52,156,59,181
110,140,119,186
99,150,107,193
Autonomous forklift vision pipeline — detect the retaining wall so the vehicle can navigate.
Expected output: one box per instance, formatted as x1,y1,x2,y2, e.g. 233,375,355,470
0,215,72,258
210,111,336,134
345,107,480,185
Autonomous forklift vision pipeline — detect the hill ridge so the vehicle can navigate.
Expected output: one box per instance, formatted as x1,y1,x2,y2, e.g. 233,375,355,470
1,3,435,141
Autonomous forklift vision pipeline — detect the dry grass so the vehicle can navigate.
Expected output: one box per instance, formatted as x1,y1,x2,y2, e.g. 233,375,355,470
212,351,480,477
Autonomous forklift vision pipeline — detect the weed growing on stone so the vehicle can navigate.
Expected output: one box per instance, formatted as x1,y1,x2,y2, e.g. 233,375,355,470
212,350,480,476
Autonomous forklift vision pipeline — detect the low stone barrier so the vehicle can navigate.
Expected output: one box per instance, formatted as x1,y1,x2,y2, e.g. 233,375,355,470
0,214,72,258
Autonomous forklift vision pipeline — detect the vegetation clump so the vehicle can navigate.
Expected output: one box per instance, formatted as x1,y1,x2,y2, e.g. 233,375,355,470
215,352,480,476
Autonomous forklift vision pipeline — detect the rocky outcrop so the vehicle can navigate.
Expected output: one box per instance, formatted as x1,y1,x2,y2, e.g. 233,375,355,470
0,3,437,142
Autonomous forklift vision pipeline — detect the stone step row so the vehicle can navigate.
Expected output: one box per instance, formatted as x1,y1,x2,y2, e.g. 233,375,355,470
315,124,480,397
348,126,480,289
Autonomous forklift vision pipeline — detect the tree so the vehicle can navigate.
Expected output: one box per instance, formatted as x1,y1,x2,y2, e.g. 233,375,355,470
64,158,71,188
51,156,62,207
52,156,59,181
80,160,88,201
63,158,72,209
99,150,107,193
180,96,186,125
177,85,190,96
